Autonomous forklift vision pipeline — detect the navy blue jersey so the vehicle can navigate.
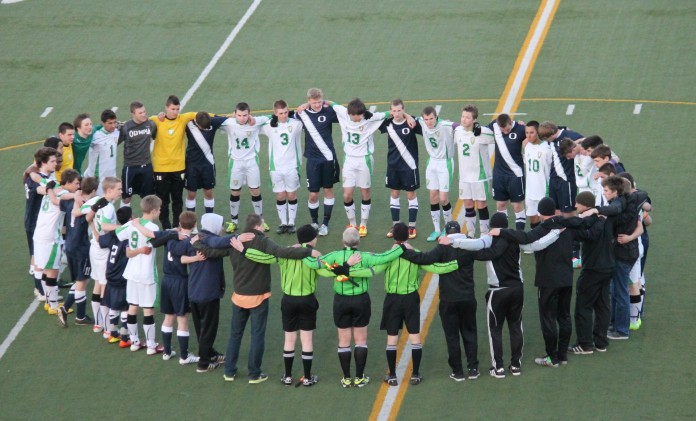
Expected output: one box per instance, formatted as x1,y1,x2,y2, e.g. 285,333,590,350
185,116,226,167
487,121,526,177
24,172,49,232
297,106,338,161
99,233,128,287
379,118,421,170
163,236,191,278
550,128,583,181
61,200,91,255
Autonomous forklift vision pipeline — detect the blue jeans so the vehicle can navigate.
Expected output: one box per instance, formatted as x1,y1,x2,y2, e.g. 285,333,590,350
224,299,269,378
610,260,633,336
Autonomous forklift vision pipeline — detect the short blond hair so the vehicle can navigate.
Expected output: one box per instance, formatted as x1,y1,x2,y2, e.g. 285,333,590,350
307,88,323,100
102,176,121,193
140,195,162,214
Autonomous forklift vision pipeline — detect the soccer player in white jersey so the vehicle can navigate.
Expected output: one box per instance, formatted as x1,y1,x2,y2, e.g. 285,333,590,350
454,105,494,237
33,169,80,315
330,98,389,237
260,100,303,234
522,121,552,230
418,106,455,242
574,140,595,194
84,109,119,195
115,195,164,355
219,102,271,232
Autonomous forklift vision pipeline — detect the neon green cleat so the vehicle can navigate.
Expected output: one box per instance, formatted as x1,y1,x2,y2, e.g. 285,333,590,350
340,377,353,388
353,375,370,388
225,222,237,233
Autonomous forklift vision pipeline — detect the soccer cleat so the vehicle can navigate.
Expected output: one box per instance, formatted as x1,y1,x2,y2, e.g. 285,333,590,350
300,375,318,387
489,367,505,379
449,372,466,382
534,356,559,368
508,365,521,376
57,306,68,328
280,376,293,386
225,221,237,233
408,227,417,239
119,339,132,349
147,344,165,355
92,325,103,333
34,289,46,302
196,362,220,373
630,319,642,331
468,368,480,380
107,335,120,344
248,373,268,384
263,222,270,232
427,231,440,242
572,257,582,269
384,374,398,386
179,354,200,365
74,315,93,326
345,224,356,230
340,377,353,388
276,225,288,234
353,375,370,388
569,344,594,355
386,228,394,238
162,350,177,361
409,374,423,385
318,224,329,236
130,342,143,352
607,331,629,340
286,224,297,234
223,373,236,382
358,225,367,237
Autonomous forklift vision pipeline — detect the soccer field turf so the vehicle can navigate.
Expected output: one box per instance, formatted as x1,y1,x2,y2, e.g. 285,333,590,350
1,0,695,419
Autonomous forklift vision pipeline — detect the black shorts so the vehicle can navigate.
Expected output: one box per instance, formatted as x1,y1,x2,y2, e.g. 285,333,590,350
186,162,216,191
26,230,34,256
385,167,420,191
66,251,91,281
549,178,576,213
380,291,421,335
492,173,525,202
306,158,339,192
333,293,371,329
281,294,319,332
122,164,154,199
104,284,128,312
160,276,190,316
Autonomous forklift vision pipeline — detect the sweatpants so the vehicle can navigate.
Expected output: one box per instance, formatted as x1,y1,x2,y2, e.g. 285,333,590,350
574,269,612,349
439,298,478,375
537,286,572,363
485,285,523,370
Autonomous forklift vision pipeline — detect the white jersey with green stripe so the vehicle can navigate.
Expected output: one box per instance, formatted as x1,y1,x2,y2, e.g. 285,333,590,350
332,104,388,157
33,186,69,243
221,116,270,161
575,154,595,192
261,118,303,171
418,118,455,160
454,126,495,182
524,141,552,200
84,125,119,180
116,219,159,284
86,197,116,245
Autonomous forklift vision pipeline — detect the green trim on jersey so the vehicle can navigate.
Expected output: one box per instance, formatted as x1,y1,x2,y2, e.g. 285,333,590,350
365,154,373,176
320,246,404,296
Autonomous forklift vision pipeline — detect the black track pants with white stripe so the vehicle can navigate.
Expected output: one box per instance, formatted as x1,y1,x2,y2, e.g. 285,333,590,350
486,286,524,370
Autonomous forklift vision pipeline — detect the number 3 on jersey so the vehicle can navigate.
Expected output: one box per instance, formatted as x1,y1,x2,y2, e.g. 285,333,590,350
346,132,360,144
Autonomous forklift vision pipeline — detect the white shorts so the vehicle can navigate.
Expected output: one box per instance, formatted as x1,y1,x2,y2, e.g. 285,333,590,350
270,168,300,193
425,159,452,192
525,198,540,216
459,180,488,201
34,241,62,270
342,155,373,189
90,245,110,285
126,280,157,308
229,158,261,190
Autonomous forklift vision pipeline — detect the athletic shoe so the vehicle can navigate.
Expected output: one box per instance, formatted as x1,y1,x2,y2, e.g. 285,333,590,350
508,365,521,376
280,376,293,386
594,346,607,353
179,354,200,365
408,227,417,239
74,315,93,326
449,372,466,382
384,374,398,386
386,228,394,238
340,377,353,388
210,353,225,363
630,319,642,331
57,306,68,328
34,288,46,302
262,222,270,232
276,225,288,234
225,221,237,233
572,257,582,269
43,297,64,312
468,368,480,379
130,342,143,352
310,223,319,230
607,331,629,340
318,224,329,236
92,325,103,333
427,231,440,242
147,344,165,355
353,375,370,388
301,375,318,387
102,331,111,339
569,344,594,355
196,362,220,373
534,356,559,368
286,225,296,234
489,367,505,379
119,339,132,349
107,335,120,344
358,225,368,237
409,374,423,385
162,350,177,361
223,373,236,381
249,373,268,384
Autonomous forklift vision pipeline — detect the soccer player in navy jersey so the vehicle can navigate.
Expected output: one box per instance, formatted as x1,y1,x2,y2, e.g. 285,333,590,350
184,111,227,214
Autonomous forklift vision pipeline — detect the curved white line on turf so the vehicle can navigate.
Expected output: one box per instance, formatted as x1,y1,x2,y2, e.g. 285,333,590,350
180,0,262,109
0,301,39,360
1,0,26,4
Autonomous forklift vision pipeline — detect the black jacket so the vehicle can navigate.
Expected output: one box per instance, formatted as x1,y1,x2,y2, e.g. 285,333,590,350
473,237,522,288
558,215,615,272
401,245,477,302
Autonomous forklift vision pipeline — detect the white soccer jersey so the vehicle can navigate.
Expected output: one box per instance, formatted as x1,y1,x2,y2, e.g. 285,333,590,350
221,116,270,161
84,125,119,180
454,126,495,182
332,104,388,157
261,119,303,171
116,219,159,284
85,197,117,245
33,186,69,243
575,154,595,193
524,141,552,200
418,118,455,160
